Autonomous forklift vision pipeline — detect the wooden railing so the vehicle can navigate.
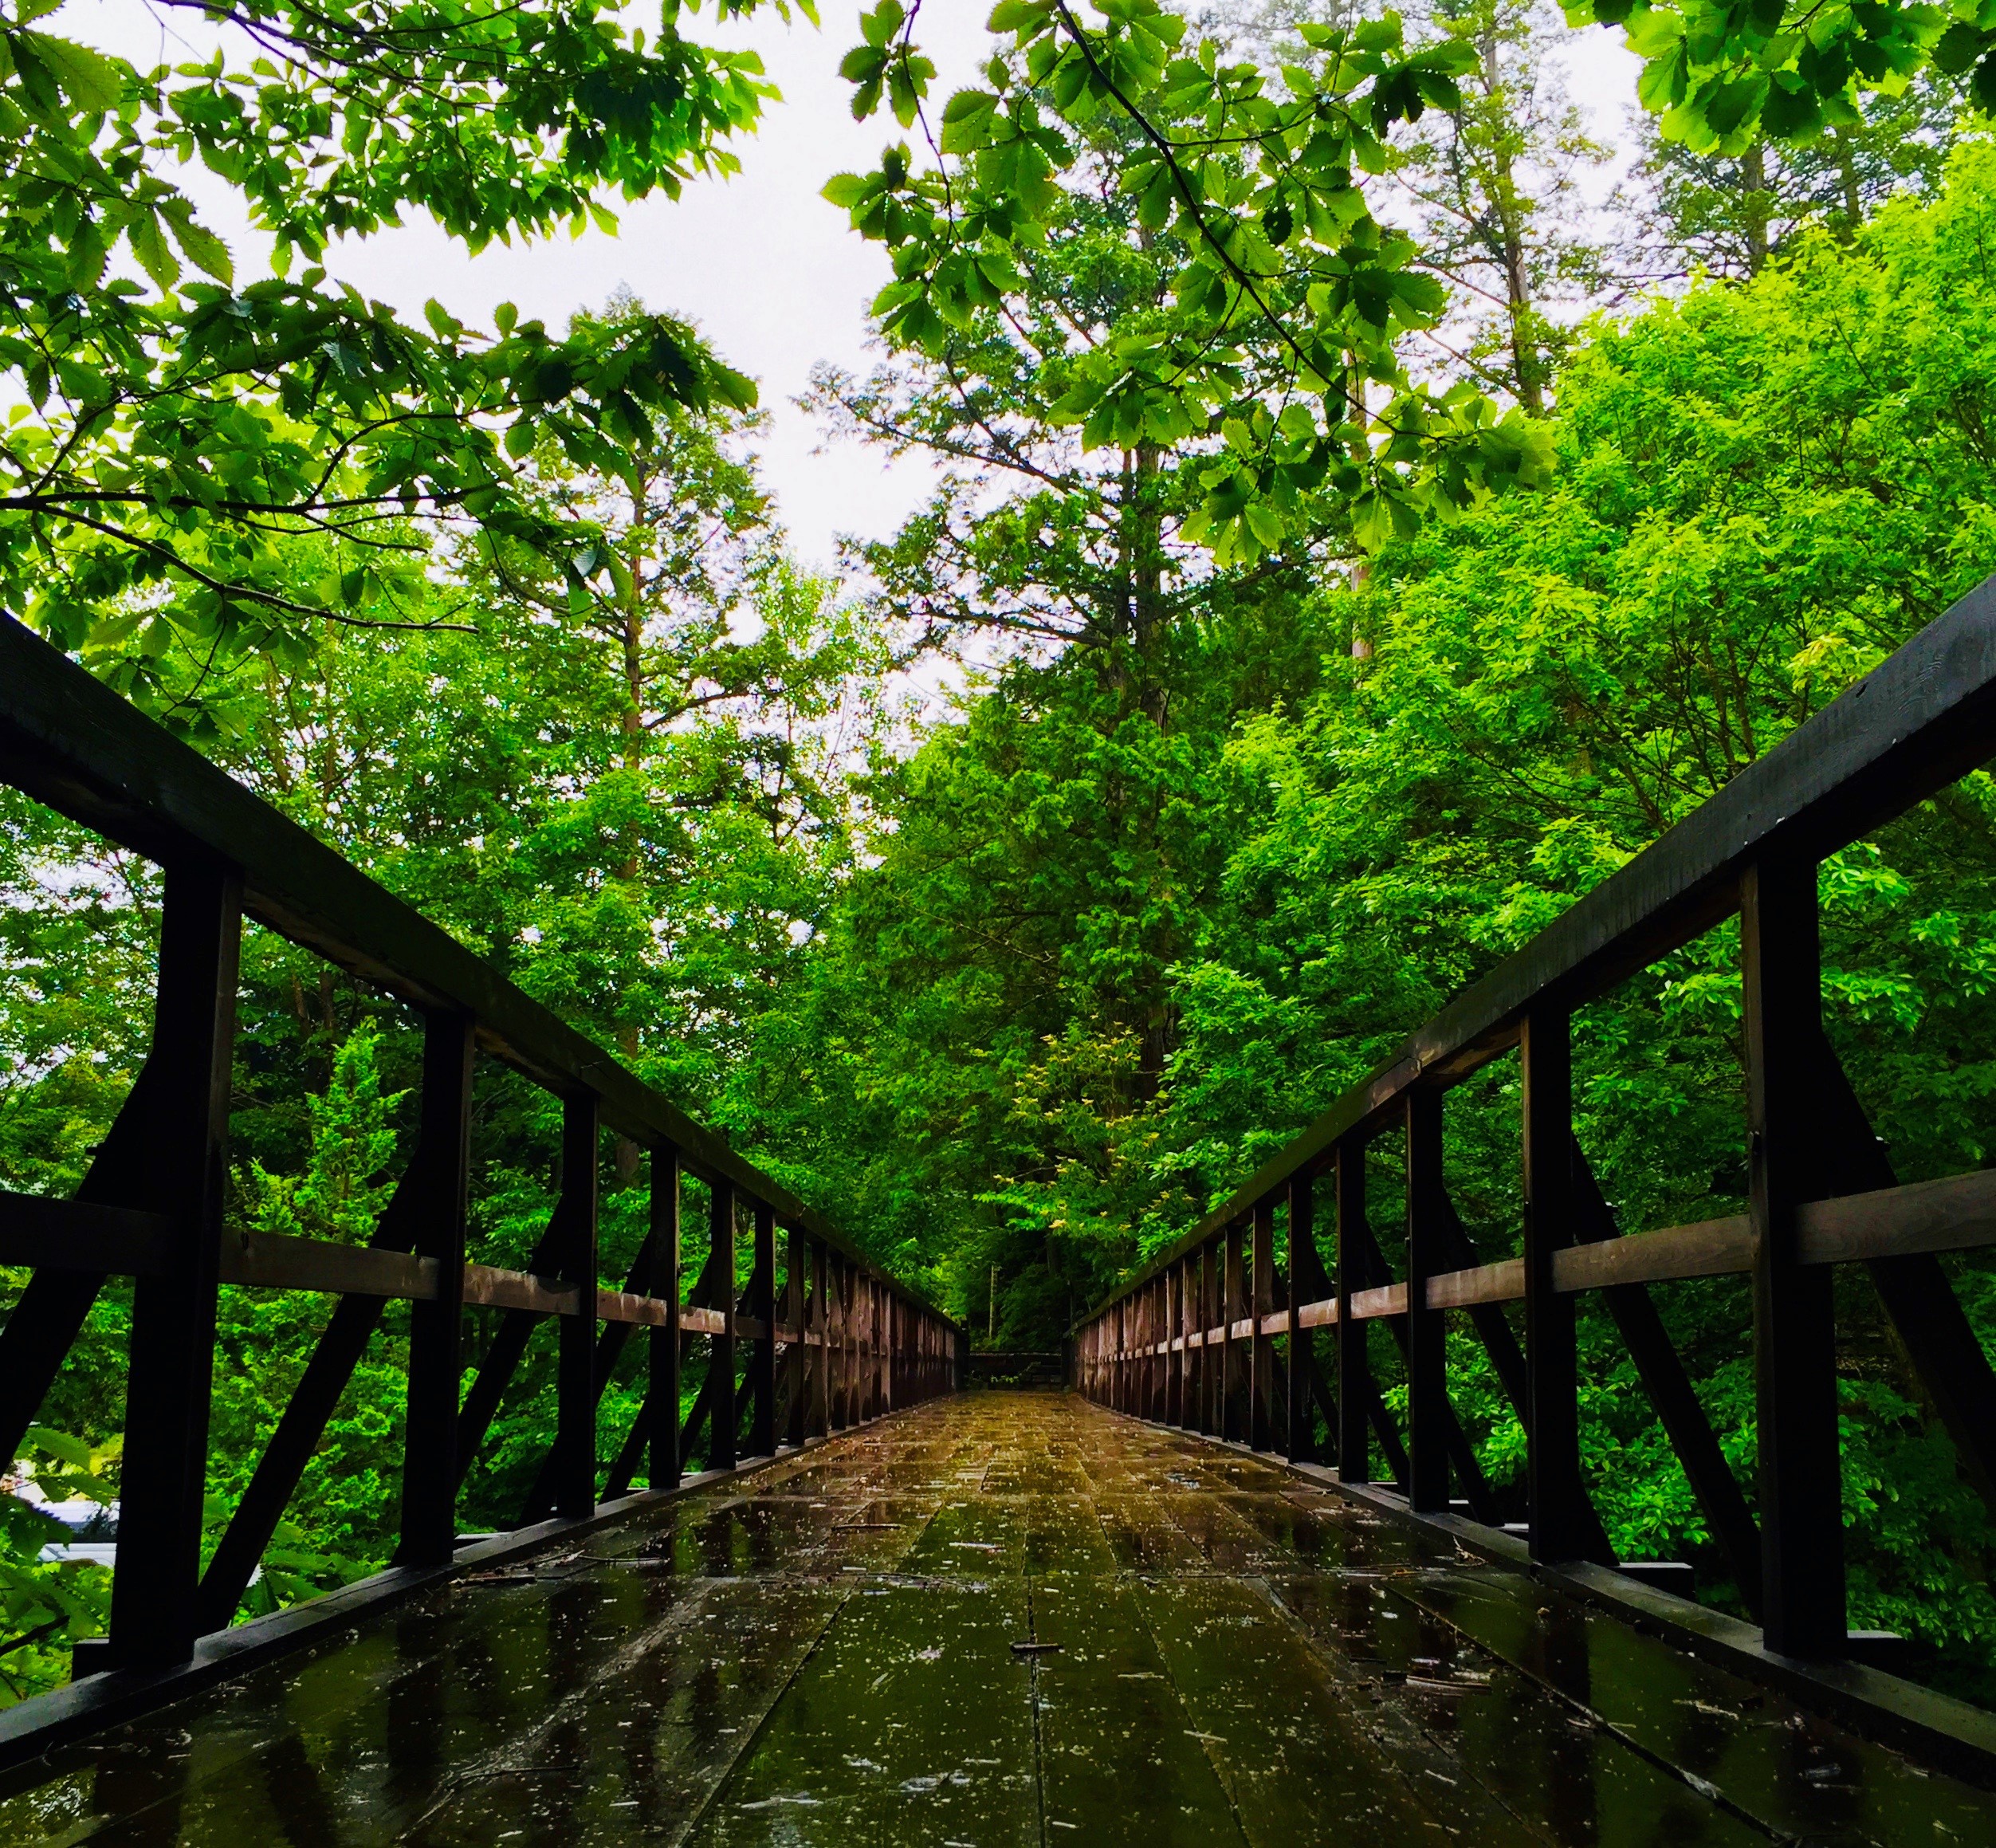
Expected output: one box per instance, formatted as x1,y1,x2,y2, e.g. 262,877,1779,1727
0,615,962,1680
1075,571,1996,1670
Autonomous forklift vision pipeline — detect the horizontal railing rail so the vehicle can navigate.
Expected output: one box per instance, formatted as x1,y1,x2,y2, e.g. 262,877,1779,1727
0,615,965,1701
1074,570,1996,1708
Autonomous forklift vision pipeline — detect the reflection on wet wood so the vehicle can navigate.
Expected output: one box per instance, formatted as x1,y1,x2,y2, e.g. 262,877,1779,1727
2,1394,1991,1846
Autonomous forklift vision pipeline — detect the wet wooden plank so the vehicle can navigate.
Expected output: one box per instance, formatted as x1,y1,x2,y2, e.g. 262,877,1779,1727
6,1393,1996,1848
1404,1568,1996,1846
1133,1574,1532,1844
684,1581,1039,1846
1031,1572,1244,1842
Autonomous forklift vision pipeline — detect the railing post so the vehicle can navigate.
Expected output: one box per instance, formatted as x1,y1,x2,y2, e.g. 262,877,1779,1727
859,1274,870,1421
1141,1285,1157,1421
1251,1201,1275,1449
828,1258,845,1429
883,1289,898,1414
1287,1171,1314,1464
108,860,241,1669
812,1240,830,1437
1336,1139,1369,1480
708,1181,737,1470
1405,1091,1449,1512
1143,1280,1156,1417
1189,1253,1205,1437
1223,1222,1247,1442
400,1011,474,1567
650,1148,682,1493
841,1259,855,1426
863,1277,877,1419
1743,855,1848,1656
1523,1006,1589,1561
1165,1262,1181,1425
553,1094,599,1520
1131,1288,1141,1414
784,1223,807,1449
1186,1254,1200,1429
748,1201,776,1457
1113,1296,1125,1412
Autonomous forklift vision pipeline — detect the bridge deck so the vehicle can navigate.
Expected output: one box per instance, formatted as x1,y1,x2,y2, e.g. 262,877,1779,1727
5,1392,1992,1846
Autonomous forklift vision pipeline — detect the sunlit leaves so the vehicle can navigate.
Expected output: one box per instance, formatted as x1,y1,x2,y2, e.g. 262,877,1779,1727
1567,0,1952,151
840,0,935,125
824,1,1511,560
0,0,785,677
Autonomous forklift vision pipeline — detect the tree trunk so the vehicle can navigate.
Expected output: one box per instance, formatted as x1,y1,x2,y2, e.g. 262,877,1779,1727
1740,142,1772,276
1480,29,1543,414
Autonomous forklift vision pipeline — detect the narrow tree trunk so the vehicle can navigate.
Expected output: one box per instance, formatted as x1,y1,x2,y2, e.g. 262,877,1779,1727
1834,128,1861,236
1480,29,1543,414
1740,142,1772,275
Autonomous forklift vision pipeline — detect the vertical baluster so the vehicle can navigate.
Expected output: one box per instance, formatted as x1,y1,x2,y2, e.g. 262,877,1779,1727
707,1182,737,1470
400,1012,474,1567
883,1289,897,1414
1743,856,1847,1655
1141,1282,1153,1418
1196,1241,1214,1434
1523,1007,1589,1560
1251,1201,1275,1449
109,861,241,1668
650,1148,682,1494
841,1259,855,1427
1287,1172,1314,1465
553,1094,599,1520
813,1241,831,1438
1186,1255,1200,1430
748,1201,776,1457
784,1222,807,1449
862,1277,875,1420
1336,1138,1370,1481
1405,1090,1448,1512
1223,1223,1247,1443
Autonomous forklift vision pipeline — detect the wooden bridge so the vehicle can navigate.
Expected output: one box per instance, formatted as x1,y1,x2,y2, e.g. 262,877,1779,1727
8,573,1996,1841
5,1390,1991,1844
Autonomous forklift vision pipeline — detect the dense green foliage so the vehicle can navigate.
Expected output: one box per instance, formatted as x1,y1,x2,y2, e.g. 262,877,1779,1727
0,0,788,715
768,136,1996,1691
6,0,1996,1720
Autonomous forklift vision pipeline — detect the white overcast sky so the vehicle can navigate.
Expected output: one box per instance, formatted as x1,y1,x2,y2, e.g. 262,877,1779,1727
66,0,1641,570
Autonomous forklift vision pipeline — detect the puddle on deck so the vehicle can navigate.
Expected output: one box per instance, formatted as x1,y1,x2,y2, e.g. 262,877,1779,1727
3,1393,1994,1845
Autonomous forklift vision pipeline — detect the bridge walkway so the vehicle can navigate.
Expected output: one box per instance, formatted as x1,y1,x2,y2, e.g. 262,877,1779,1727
3,1392,1991,1846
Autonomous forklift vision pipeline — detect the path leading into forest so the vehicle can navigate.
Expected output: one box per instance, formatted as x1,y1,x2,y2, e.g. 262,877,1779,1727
5,1393,1991,1846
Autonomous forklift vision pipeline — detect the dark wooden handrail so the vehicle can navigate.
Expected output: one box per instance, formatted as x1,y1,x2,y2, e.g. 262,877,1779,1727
0,614,965,1703
1075,568,1996,1710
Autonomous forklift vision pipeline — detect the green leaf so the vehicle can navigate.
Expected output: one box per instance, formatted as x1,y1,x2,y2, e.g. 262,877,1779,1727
159,200,233,285
859,0,904,50
16,30,125,116
126,209,181,292
25,1427,92,1472
1937,21,1989,71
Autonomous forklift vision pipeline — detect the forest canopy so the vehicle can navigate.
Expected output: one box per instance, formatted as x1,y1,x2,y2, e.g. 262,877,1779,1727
6,0,1996,1709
